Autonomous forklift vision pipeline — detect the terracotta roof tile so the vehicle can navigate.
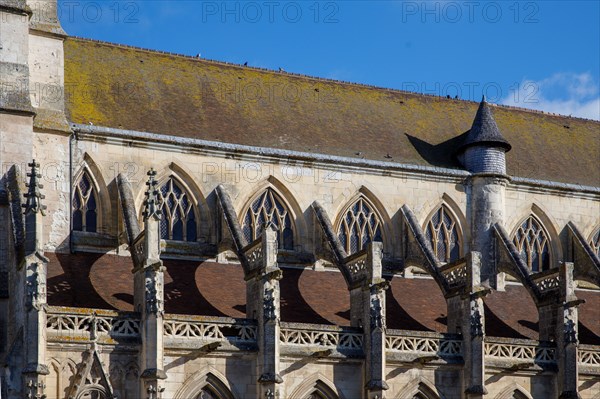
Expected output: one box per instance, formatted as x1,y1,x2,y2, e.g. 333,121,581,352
46,252,599,344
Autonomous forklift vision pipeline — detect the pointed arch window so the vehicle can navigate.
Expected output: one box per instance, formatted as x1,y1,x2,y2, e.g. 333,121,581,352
72,171,98,233
590,228,600,258
158,177,197,242
242,188,294,250
337,197,383,255
196,388,218,399
512,216,550,272
425,206,461,263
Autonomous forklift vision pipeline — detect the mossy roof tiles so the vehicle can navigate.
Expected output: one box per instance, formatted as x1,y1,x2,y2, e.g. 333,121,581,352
64,37,600,187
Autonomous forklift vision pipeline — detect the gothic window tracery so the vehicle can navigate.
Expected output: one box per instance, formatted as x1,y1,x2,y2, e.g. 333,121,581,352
72,171,98,232
196,388,219,399
425,205,461,263
305,393,328,399
242,188,294,250
590,228,600,258
512,215,550,272
337,197,383,255
158,177,197,242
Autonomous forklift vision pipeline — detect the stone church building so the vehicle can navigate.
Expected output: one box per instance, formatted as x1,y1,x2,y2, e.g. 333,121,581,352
1,1,599,398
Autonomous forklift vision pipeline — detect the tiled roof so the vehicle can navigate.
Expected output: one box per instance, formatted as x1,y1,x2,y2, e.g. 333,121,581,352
46,252,600,344
63,37,600,187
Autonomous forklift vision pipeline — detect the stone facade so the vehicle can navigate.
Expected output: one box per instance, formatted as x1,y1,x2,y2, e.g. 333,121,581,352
1,2,599,398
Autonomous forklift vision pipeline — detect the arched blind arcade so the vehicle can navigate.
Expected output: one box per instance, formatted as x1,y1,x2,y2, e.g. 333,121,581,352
425,206,461,263
512,216,550,272
72,171,98,233
337,197,383,255
158,177,197,242
242,189,294,250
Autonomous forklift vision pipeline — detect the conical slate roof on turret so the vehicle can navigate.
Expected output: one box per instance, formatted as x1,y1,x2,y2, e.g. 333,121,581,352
458,97,512,153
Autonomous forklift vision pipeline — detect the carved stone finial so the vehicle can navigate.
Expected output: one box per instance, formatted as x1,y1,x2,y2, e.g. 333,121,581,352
22,160,46,215
143,168,161,221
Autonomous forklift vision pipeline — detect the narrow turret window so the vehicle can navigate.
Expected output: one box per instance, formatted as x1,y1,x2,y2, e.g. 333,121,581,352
590,228,600,258
72,171,97,233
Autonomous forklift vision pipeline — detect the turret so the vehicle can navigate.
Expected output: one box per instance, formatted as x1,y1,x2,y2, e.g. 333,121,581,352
457,97,511,174
458,98,512,289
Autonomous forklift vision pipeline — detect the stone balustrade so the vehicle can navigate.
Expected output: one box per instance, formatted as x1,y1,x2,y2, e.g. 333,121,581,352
280,322,364,357
46,306,141,344
386,329,463,363
163,314,258,351
484,337,556,368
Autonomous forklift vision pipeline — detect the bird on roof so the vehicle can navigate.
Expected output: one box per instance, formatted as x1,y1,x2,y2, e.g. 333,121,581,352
196,53,201,58
279,67,285,72
244,62,248,66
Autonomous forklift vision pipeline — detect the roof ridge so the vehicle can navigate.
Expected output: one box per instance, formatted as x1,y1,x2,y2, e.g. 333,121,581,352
66,35,600,125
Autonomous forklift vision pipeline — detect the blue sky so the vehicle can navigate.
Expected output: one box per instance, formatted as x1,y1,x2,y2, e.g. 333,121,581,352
58,0,600,119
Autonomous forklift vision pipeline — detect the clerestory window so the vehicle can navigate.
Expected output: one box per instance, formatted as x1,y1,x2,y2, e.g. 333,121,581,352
337,197,383,255
425,205,461,264
158,177,197,242
512,216,551,272
242,188,294,250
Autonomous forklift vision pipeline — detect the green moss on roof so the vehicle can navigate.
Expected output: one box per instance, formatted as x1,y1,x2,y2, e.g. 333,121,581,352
64,37,600,187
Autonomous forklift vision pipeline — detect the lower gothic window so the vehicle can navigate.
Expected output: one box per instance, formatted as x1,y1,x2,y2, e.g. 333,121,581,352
197,388,219,399
242,189,294,250
159,177,197,242
72,171,98,232
512,216,550,272
425,206,461,263
337,197,383,255
590,228,600,258
78,386,108,399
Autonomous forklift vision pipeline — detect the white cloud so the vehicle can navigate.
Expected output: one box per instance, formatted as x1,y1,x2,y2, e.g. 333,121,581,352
501,72,600,121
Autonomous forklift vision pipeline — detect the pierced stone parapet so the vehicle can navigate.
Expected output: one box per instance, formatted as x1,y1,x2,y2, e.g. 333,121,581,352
345,250,369,283
484,337,556,368
440,259,468,289
163,314,257,350
280,322,363,355
243,237,263,272
531,269,561,293
579,345,600,369
386,330,463,362
46,306,141,344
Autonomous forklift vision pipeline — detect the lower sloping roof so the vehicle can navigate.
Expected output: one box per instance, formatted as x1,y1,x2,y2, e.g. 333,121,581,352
46,252,599,344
